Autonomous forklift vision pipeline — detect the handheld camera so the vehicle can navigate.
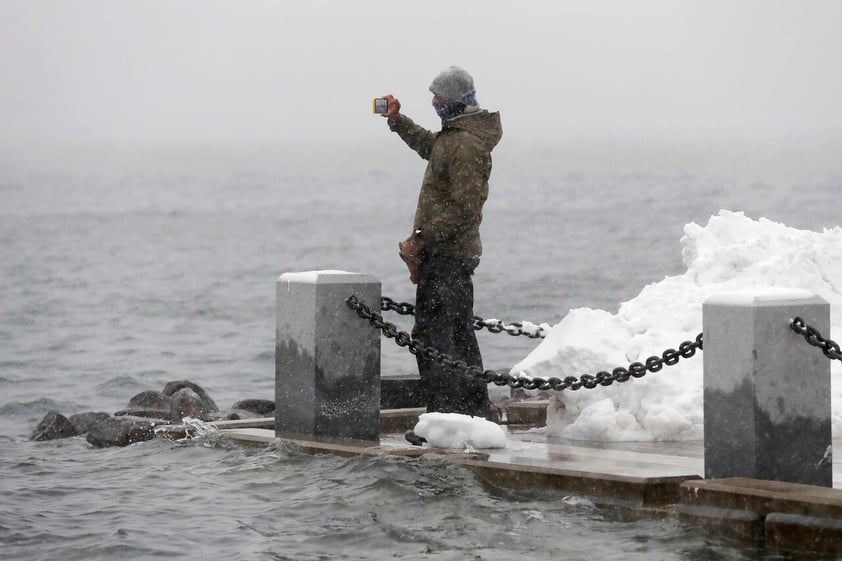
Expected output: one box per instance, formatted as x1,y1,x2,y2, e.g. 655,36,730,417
372,98,388,114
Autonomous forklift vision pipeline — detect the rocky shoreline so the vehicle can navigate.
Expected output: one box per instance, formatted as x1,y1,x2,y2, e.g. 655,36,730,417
30,380,273,448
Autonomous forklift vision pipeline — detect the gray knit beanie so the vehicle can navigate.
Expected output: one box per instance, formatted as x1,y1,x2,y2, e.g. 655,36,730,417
429,66,475,102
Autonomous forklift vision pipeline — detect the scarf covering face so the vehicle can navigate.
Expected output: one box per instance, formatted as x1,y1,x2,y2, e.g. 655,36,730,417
433,89,478,121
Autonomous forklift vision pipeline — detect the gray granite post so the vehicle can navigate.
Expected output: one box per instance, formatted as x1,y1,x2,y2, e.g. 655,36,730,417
703,290,832,486
275,271,381,442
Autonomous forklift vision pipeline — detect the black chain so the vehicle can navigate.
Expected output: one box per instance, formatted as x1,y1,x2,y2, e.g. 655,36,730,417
380,296,416,316
381,296,547,339
790,317,842,361
348,295,703,392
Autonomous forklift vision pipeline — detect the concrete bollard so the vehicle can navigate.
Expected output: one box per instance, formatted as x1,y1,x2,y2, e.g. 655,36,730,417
275,271,381,442
703,289,832,487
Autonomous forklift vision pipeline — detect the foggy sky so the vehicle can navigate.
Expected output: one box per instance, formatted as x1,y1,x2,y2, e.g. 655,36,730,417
1,0,841,146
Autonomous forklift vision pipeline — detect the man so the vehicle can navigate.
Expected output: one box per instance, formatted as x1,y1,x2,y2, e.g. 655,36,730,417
381,66,502,423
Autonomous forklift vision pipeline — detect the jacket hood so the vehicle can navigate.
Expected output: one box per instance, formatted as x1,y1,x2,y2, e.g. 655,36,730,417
444,110,502,151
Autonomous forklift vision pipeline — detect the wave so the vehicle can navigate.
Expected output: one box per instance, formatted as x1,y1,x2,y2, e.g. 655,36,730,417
0,397,62,416
93,375,146,397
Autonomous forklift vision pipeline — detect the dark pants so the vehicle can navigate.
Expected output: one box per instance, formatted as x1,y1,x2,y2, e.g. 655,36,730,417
412,253,490,417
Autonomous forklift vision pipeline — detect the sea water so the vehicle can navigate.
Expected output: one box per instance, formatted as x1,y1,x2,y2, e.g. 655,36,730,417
1,138,840,560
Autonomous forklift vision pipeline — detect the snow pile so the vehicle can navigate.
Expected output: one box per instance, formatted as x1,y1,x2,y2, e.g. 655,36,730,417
413,412,507,449
511,210,842,441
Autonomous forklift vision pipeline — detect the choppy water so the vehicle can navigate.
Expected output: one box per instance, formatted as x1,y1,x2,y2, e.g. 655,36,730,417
1,138,841,560
0,436,777,561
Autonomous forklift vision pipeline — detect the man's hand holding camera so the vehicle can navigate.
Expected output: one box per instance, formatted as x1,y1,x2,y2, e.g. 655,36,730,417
374,94,401,123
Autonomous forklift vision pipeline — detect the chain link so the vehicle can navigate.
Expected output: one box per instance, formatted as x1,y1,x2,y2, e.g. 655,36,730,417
790,317,842,361
348,295,703,392
381,296,416,316
381,296,548,339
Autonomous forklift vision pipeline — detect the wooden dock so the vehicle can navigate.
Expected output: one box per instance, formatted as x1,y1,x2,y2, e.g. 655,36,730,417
185,405,842,555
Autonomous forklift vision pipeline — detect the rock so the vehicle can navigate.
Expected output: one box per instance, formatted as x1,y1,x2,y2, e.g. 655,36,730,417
128,390,173,411
231,399,275,417
113,407,174,421
115,390,176,420
86,416,165,448
68,412,111,435
206,410,242,421
31,411,79,441
229,409,263,419
169,388,211,421
162,380,218,412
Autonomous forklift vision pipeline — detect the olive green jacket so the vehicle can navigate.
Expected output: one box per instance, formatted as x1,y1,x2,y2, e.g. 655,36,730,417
389,110,503,258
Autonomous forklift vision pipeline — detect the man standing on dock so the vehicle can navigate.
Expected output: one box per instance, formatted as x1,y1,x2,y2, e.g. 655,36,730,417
380,66,503,424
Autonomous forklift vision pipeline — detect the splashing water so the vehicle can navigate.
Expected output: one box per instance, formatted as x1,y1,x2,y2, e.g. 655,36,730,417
181,416,220,440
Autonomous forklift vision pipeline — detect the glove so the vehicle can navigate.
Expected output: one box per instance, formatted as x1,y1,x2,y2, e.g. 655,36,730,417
398,232,425,284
